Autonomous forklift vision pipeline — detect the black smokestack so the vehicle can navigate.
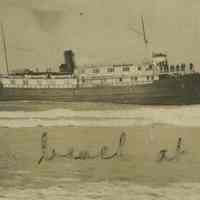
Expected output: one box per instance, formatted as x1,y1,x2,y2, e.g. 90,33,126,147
59,50,75,74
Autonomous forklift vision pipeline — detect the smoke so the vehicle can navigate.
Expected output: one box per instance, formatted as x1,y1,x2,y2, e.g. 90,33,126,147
0,0,70,33
31,9,65,32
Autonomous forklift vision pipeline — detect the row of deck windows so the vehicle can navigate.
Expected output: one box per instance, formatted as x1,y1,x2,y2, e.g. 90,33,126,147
90,66,144,74
9,76,154,86
92,67,131,73
9,80,74,85
83,63,194,74
81,76,153,83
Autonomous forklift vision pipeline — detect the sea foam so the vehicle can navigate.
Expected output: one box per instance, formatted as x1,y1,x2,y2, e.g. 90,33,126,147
0,105,200,128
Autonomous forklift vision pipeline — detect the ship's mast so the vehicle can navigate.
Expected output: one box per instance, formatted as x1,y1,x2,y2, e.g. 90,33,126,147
0,23,9,75
141,16,148,48
140,15,152,64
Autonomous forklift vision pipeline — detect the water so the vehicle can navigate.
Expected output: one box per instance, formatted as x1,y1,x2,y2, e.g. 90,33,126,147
1,181,200,200
0,101,200,199
0,101,199,128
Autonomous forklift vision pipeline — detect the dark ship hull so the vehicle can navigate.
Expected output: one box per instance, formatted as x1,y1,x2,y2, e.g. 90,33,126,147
1,74,200,105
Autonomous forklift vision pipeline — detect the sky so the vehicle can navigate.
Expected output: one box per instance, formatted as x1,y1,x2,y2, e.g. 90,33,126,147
0,0,200,73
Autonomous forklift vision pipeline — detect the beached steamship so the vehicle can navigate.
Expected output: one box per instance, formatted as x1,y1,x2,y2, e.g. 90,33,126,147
1,20,200,104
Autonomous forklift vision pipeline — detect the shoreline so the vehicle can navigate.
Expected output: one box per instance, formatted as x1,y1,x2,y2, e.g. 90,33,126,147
1,122,200,129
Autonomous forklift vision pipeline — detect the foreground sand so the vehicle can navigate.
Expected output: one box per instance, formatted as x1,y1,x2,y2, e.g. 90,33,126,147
0,124,200,189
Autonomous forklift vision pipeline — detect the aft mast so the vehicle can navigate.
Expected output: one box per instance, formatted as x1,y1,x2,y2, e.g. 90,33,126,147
140,16,152,63
141,16,148,48
0,23,9,75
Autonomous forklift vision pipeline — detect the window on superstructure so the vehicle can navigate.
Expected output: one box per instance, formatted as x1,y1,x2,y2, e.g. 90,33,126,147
151,76,154,80
119,77,123,82
92,69,100,73
122,67,130,72
164,65,169,72
170,65,175,72
107,68,114,73
176,65,180,72
135,77,138,81
147,76,150,80
137,67,141,71
181,64,186,71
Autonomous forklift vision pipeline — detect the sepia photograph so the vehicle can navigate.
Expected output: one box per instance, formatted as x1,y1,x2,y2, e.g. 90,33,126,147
0,0,200,199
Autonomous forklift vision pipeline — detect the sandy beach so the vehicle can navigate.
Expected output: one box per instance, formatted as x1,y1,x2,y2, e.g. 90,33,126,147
1,124,200,188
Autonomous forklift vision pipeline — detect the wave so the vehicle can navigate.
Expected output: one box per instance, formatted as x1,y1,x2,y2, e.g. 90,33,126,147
1,182,200,200
0,105,200,128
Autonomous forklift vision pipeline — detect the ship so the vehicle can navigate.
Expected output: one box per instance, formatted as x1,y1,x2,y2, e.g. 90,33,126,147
1,18,200,105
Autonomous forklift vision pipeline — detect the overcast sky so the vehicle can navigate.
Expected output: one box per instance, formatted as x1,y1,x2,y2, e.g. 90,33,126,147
0,0,200,73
